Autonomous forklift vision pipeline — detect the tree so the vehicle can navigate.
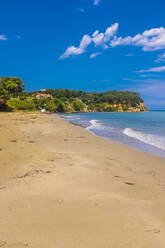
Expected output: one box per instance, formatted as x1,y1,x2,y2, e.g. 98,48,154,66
46,100,56,112
0,77,25,97
71,100,85,112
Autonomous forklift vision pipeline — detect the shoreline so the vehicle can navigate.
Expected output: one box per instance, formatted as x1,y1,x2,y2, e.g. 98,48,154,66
0,112,165,247
58,112,165,159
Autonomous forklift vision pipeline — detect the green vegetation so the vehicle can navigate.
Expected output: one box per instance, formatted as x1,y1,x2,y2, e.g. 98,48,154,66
71,100,86,112
0,77,25,98
0,77,148,112
7,98,35,111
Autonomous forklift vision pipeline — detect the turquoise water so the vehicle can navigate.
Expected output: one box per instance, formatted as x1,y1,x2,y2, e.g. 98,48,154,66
60,111,165,158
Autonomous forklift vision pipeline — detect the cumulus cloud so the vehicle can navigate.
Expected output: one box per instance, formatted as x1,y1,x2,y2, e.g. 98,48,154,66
155,53,165,63
59,34,92,59
92,23,119,48
60,23,118,59
137,66,165,73
0,35,7,40
93,0,101,5
111,27,165,51
60,24,165,60
90,52,101,58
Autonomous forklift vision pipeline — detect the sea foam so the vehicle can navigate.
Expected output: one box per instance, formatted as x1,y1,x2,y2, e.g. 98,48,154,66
123,128,165,150
86,120,103,130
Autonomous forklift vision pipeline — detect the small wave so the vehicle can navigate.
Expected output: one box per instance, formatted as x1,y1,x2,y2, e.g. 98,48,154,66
123,128,165,150
86,120,104,130
62,115,80,120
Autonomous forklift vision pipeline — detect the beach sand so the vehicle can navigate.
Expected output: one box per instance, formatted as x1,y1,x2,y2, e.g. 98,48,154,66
0,112,165,248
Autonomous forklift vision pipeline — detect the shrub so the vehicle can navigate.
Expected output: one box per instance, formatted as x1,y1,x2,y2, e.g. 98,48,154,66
7,98,36,111
71,100,85,112
46,100,56,112
56,101,70,112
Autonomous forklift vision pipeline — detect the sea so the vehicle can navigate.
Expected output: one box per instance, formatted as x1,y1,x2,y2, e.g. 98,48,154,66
59,111,165,158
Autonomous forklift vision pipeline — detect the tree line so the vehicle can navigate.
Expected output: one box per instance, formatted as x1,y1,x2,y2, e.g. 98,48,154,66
0,77,146,112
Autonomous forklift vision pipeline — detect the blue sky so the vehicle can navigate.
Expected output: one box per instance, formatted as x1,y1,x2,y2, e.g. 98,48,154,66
0,0,165,109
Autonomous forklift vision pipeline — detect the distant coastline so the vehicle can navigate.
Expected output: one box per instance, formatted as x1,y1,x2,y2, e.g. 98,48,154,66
0,77,148,113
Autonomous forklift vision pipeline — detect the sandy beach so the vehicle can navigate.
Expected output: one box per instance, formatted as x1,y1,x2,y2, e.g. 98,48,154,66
0,112,165,248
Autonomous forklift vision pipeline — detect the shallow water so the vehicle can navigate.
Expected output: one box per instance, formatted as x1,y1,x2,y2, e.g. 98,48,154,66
59,111,165,158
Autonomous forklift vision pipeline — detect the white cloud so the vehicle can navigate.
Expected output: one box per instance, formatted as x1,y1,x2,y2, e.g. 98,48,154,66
139,74,154,78
60,24,165,60
92,23,118,48
111,27,165,51
0,35,7,40
59,34,92,59
90,52,101,58
93,23,118,48
137,66,165,73
92,30,99,37
93,0,101,6
155,53,165,63
80,34,92,49
60,23,118,59
92,32,105,47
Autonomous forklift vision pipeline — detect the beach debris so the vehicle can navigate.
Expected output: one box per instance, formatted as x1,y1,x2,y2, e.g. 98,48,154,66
125,182,135,186
17,169,52,179
114,175,123,178
0,241,6,247
58,199,63,203
29,140,35,143
10,139,17,143
64,139,68,141
0,148,2,151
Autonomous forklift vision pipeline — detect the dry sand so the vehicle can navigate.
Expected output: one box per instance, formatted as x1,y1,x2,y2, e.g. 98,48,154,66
0,112,165,248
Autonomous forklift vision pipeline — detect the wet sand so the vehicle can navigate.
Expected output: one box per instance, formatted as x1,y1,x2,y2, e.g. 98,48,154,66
0,112,165,248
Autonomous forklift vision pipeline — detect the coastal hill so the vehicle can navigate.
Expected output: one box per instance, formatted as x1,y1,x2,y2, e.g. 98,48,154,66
0,77,148,112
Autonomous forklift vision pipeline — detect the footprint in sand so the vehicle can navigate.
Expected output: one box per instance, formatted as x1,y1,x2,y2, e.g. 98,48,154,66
125,182,135,186
0,241,6,247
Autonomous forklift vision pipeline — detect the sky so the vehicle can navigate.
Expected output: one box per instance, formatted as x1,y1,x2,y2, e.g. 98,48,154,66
0,0,165,109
